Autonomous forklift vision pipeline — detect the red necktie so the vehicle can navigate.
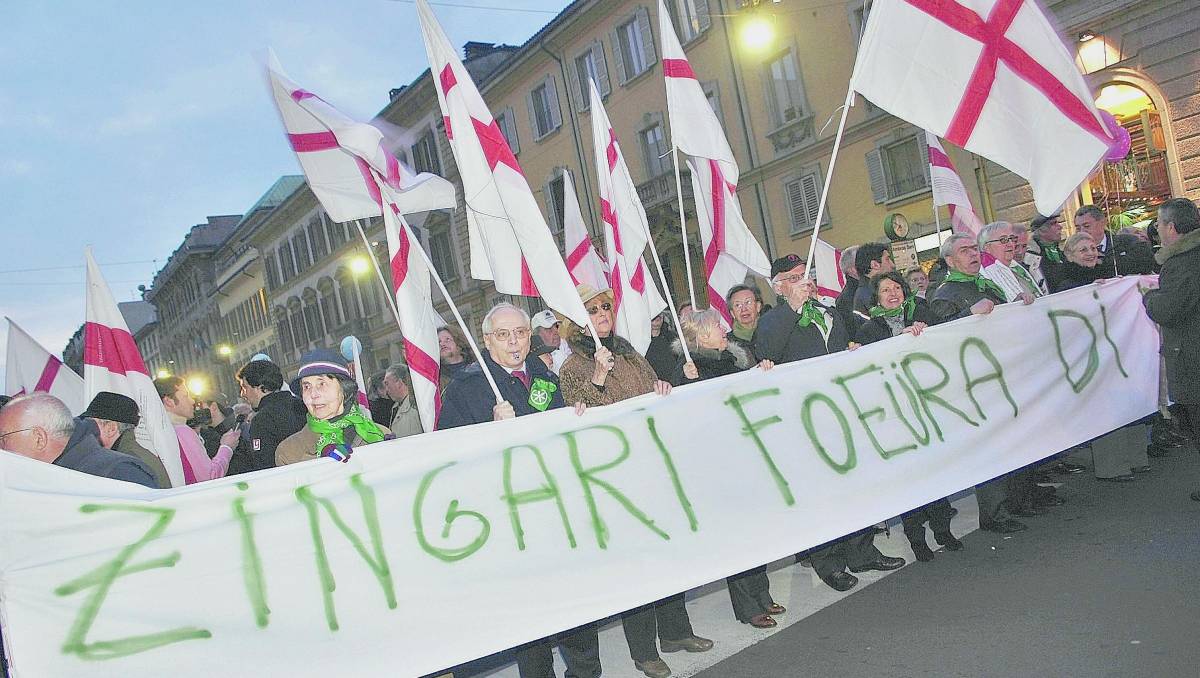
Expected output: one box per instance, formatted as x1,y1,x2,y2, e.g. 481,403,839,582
512,370,530,389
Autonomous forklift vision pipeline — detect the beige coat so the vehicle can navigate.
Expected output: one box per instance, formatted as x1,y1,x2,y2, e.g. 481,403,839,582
276,423,392,466
558,334,657,406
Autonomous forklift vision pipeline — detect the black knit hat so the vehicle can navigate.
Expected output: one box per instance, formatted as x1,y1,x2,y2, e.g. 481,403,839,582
770,253,806,278
81,391,140,426
296,348,353,380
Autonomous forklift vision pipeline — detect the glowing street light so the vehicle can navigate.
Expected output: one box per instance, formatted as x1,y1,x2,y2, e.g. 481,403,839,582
216,344,233,357
740,15,775,52
349,255,371,276
155,368,171,379
187,376,208,397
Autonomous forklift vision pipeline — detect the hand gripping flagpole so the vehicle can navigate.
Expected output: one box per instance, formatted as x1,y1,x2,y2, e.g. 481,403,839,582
671,146,698,309
803,85,856,274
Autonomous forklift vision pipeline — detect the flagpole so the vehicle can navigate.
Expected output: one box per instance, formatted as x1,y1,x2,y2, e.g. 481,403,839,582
803,86,856,273
933,204,944,241
353,219,409,334
642,224,693,365
672,146,698,309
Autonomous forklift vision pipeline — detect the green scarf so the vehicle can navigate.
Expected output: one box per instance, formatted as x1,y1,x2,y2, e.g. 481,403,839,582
307,403,385,457
795,301,828,334
732,320,756,342
1038,239,1063,264
869,295,917,320
944,270,1007,300
1010,262,1042,297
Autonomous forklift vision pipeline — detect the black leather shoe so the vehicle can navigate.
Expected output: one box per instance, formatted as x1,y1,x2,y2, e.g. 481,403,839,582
822,571,859,591
634,658,672,678
980,519,1027,534
1098,474,1135,482
660,635,713,653
934,532,964,551
1009,506,1048,517
849,555,906,573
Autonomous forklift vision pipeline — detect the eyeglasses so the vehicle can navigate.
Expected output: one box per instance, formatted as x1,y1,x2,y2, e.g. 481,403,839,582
0,428,34,443
488,327,531,342
986,235,1019,244
587,302,613,315
773,275,807,285
731,299,758,310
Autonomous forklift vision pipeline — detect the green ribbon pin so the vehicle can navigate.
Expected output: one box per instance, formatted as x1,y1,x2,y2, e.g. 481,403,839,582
528,377,557,412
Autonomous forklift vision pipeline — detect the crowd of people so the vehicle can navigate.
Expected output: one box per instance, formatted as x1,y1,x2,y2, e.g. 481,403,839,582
1,199,1198,678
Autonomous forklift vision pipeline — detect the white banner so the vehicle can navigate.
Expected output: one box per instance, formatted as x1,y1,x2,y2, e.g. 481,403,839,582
0,280,1157,677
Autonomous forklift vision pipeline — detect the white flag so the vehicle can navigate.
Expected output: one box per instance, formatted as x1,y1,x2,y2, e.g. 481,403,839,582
811,239,846,305
414,0,591,327
562,170,608,292
850,0,1113,216
926,131,984,237
381,201,442,434
588,80,667,353
5,318,85,415
267,54,455,222
83,249,183,487
658,0,769,325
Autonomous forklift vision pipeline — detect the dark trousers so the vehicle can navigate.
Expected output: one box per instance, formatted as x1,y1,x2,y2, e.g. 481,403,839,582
901,497,954,546
516,624,601,678
976,474,1015,526
621,593,694,662
727,565,773,622
1175,403,1200,443
809,530,882,582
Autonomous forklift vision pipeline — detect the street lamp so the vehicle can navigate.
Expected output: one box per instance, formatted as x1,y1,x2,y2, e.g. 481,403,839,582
740,15,775,52
216,344,233,357
155,368,171,379
349,255,371,276
187,376,208,398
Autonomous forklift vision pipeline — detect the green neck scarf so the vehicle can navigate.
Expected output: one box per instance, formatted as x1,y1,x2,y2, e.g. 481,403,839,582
870,295,917,320
944,270,1007,301
732,320,756,342
795,300,828,334
1037,239,1063,264
307,403,385,457
1010,262,1042,297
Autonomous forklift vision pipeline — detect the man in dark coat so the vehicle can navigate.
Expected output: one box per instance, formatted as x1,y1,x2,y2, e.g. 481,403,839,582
1024,213,1064,295
0,393,158,488
833,245,861,336
852,242,896,315
1141,199,1200,500
437,302,599,678
80,391,172,488
930,234,1030,534
754,253,906,592
1074,204,1119,277
237,359,308,472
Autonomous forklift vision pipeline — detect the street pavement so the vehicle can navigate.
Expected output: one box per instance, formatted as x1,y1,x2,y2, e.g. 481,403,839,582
451,444,1200,678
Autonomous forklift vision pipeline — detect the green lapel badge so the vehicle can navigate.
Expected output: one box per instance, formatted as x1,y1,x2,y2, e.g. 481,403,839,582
528,377,557,411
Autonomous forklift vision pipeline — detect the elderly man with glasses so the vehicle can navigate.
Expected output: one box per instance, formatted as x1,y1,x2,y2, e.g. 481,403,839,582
754,253,906,592
979,221,1039,304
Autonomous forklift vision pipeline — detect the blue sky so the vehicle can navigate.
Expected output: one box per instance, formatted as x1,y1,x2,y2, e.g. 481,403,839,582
0,0,567,387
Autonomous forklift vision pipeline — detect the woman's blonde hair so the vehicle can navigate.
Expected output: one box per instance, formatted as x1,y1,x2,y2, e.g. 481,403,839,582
678,307,723,353
560,290,614,343
1063,232,1096,263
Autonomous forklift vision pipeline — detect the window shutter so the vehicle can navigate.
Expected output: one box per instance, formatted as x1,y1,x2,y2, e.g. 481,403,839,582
695,0,712,33
637,7,657,68
568,55,586,113
593,41,611,97
803,173,824,226
915,130,931,187
505,107,520,154
610,28,628,84
786,179,809,232
546,76,562,131
866,148,887,203
526,89,540,138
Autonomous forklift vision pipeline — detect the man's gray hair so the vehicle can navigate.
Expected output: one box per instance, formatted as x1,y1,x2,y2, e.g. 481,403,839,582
4,393,75,439
940,233,975,259
977,221,1013,248
839,246,859,275
384,363,411,384
482,302,531,334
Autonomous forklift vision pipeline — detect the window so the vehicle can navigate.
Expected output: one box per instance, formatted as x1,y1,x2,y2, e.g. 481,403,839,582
276,311,293,353
785,167,829,235
308,216,328,261
866,130,931,203
674,0,711,43
327,219,347,249
290,308,307,348
765,50,808,128
293,231,311,271
527,77,562,140
639,121,672,178
495,107,520,155
429,228,457,282
339,280,360,321
572,42,610,111
279,243,296,282
264,249,279,290
850,0,874,45
411,130,441,175
612,8,657,85
545,171,566,233
321,286,341,331
303,296,323,342
357,277,380,317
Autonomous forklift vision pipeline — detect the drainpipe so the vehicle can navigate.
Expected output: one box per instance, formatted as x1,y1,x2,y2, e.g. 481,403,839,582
540,40,601,234
717,0,774,258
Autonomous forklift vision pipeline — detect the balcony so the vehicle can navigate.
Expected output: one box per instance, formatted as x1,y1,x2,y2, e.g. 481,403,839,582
766,113,815,155
636,169,693,212
1092,153,1171,205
